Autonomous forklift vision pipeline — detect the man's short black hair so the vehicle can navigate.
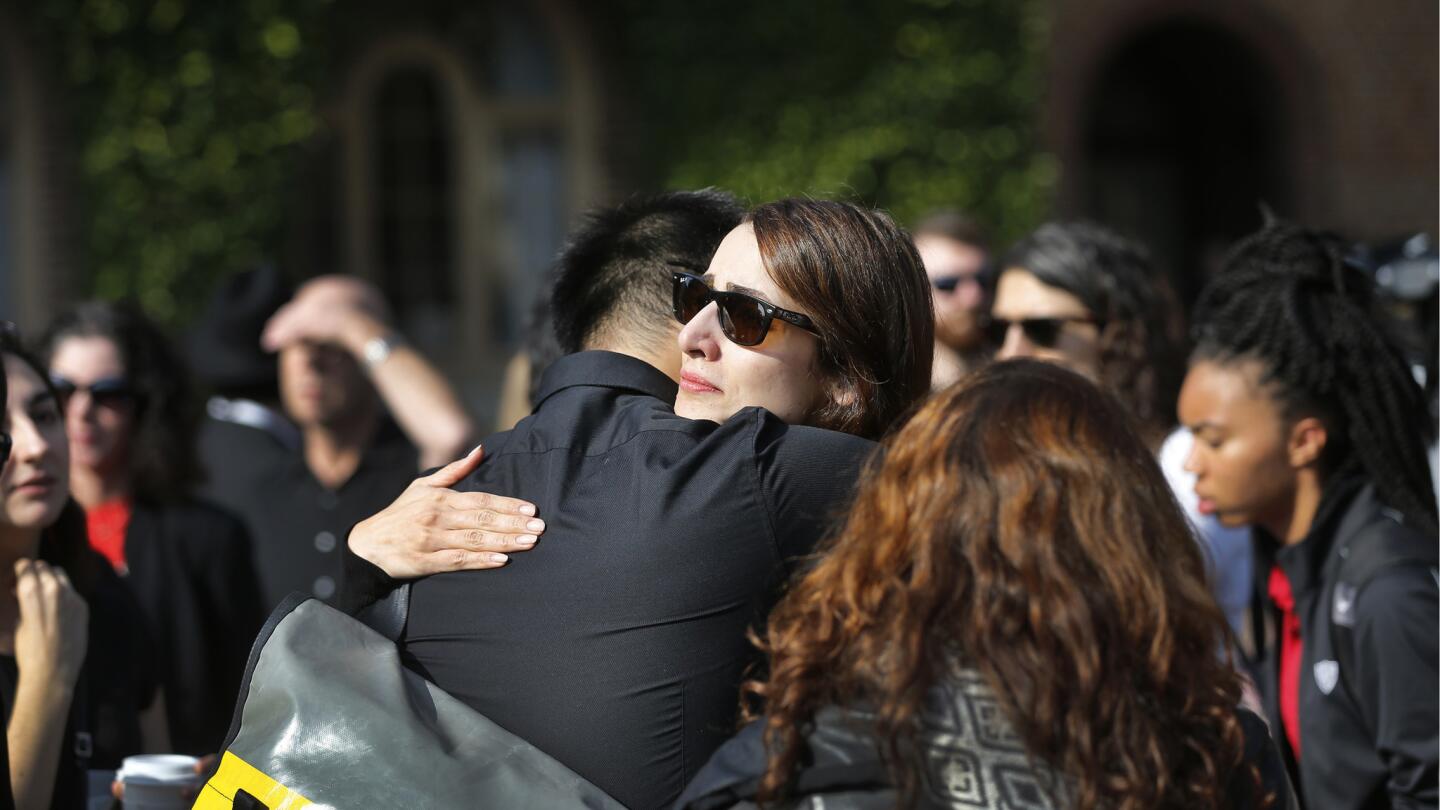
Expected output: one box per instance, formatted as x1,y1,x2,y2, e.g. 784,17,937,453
551,189,745,354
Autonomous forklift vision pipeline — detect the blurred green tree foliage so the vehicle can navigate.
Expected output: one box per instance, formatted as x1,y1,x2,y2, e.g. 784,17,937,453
611,0,1056,243
30,0,1051,322
31,0,332,322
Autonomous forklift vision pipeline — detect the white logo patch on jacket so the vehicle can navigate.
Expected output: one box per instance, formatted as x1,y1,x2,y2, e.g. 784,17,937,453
1315,660,1340,695
1332,583,1358,627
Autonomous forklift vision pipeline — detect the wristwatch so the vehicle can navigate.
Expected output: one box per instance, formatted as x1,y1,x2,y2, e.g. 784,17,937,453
362,333,402,368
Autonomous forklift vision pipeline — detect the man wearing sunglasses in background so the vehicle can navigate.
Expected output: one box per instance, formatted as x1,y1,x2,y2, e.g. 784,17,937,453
339,190,881,810
912,209,994,389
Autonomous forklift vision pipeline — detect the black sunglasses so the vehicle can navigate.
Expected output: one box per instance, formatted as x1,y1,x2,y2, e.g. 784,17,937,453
0,432,10,467
48,374,136,410
671,270,821,347
985,316,1103,349
931,274,985,294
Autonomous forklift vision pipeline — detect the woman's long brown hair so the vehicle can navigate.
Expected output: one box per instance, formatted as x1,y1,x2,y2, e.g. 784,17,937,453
745,359,1263,809
750,199,934,440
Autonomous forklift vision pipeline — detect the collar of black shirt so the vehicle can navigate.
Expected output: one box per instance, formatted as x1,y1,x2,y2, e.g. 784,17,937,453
533,351,679,410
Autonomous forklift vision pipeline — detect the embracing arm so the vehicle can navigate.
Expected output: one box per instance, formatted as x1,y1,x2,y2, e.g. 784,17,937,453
337,446,545,613
8,559,87,810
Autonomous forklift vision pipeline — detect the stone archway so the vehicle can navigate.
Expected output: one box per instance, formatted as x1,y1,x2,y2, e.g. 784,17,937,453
1080,20,1289,306
317,2,608,427
1043,1,1329,311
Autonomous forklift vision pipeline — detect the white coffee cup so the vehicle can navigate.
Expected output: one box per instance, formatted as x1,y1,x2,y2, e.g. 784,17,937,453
117,754,201,810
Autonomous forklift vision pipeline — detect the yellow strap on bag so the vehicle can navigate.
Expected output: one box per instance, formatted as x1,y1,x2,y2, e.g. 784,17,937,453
193,751,314,809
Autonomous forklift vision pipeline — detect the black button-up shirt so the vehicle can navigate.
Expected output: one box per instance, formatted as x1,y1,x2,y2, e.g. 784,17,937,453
221,418,416,611
394,351,875,810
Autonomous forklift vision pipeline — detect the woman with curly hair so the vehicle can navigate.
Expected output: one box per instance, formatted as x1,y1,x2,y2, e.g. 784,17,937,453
989,222,1183,444
42,302,264,756
677,360,1293,810
988,222,1253,640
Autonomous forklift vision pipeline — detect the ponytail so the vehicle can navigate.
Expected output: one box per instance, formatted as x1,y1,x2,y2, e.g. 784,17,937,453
1191,222,1437,535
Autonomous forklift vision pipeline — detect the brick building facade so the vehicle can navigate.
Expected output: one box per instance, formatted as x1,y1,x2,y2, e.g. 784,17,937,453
2,0,1435,419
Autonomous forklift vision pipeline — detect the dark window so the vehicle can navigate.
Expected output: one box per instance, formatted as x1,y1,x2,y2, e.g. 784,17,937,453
375,68,455,351
489,4,562,99
495,130,566,349
1082,21,1289,309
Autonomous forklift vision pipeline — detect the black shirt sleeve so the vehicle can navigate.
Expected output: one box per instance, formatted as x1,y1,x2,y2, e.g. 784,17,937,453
338,542,399,616
336,467,439,615
753,415,878,566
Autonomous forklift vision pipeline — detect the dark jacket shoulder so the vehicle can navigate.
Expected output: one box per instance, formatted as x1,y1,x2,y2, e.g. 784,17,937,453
1255,481,1438,810
130,498,253,556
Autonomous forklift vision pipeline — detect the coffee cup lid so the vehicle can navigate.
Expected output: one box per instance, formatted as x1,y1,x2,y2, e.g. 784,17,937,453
118,754,201,785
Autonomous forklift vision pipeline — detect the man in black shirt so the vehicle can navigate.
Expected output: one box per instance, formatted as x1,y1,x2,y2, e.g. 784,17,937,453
344,191,882,810
191,271,476,609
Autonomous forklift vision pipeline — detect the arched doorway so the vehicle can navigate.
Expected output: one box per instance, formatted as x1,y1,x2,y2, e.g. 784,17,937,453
1081,20,1290,308
310,0,603,428
372,67,458,360
0,59,13,318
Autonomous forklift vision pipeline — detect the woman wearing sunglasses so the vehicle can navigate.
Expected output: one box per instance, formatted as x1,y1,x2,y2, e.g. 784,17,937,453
987,222,1256,643
2,326,165,808
677,360,1295,810
42,302,264,757
672,198,933,440
989,221,1184,447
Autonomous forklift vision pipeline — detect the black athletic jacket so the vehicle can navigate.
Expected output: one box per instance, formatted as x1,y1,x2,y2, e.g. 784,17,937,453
1250,476,1439,809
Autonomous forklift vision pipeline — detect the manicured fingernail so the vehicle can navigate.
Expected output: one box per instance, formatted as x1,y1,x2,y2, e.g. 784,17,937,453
488,553,509,564
519,503,537,516
517,535,538,546
471,444,483,455
526,519,545,532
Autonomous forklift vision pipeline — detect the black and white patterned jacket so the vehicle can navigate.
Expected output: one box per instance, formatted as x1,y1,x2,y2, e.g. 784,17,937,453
675,669,1294,810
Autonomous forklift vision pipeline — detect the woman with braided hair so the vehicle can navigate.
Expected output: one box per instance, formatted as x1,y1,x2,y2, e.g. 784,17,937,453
1178,221,1438,810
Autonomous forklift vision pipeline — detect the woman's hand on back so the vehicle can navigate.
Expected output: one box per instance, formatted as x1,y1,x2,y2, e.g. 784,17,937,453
13,558,88,692
348,445,546,579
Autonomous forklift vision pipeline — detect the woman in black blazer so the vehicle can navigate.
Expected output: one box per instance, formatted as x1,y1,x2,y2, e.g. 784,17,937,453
43,302,264,755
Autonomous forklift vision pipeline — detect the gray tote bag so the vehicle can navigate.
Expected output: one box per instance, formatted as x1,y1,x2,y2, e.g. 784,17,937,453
195,592,627,809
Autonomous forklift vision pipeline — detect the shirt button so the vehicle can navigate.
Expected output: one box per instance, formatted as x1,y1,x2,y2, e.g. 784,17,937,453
314,531,337,553
318,491,339,511
313,576,336,600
